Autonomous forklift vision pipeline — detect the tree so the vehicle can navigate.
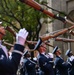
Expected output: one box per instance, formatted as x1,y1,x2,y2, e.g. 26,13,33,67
0,0,48,42
0,0,49,51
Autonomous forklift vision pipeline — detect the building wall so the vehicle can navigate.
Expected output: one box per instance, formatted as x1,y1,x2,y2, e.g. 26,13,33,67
52,0,74,59
66,0,74,56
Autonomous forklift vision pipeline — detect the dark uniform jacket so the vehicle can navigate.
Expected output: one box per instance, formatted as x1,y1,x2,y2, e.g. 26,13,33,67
0,44,24,75
23,58,36,75
67,56,74,75
69,61,74,75
38,53,54,75
54,56,71,75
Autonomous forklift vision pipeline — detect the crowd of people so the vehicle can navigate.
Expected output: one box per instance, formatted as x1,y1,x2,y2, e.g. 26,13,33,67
0,22,74,75
18,43,74,75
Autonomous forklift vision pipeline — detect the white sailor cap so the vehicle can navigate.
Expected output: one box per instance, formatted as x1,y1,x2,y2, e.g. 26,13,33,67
52,46,58,54
23,50,28,56
65,49,71,56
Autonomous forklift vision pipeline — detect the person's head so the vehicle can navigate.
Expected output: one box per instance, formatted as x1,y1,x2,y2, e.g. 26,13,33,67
55,49,62,56
0,26,6,40
65,49,73,57
52,46,62,56
23,50,31,58
38,43,46,53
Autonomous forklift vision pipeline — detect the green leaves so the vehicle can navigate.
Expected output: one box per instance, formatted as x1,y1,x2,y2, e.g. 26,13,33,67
0,0,49,45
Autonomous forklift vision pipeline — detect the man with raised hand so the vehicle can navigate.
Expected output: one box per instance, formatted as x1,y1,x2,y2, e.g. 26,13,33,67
0,25,28,75
37,43,55,75
52,46,72,75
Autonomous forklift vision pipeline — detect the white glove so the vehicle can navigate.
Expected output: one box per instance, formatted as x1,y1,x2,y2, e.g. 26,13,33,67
16,28,28,45
69,56,74,61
